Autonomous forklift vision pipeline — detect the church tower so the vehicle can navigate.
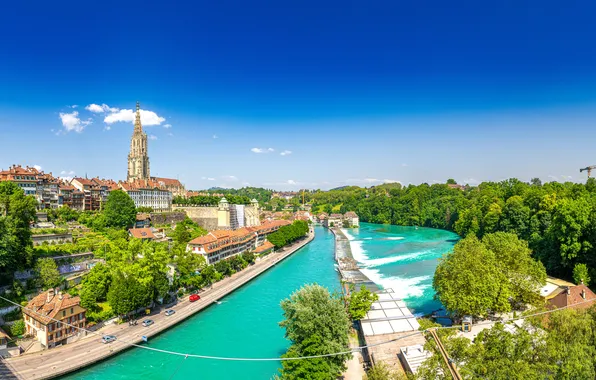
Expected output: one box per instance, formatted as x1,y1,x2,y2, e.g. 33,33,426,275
127,101,150,182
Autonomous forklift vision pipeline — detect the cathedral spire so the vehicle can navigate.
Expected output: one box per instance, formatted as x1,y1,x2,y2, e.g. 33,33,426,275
134,101,142,133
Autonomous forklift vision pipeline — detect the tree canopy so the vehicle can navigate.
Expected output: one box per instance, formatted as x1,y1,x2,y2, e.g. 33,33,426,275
278,284,351,379
102,190,136,229
0,182,36,275
433,232,546,317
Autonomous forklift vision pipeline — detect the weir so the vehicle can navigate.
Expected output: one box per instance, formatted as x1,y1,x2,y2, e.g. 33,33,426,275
331,227,426,375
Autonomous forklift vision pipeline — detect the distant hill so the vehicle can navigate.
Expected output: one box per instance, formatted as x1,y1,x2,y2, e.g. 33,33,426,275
329,185,350,191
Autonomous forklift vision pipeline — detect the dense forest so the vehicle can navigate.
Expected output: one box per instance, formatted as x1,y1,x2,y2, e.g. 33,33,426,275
310,178,596,284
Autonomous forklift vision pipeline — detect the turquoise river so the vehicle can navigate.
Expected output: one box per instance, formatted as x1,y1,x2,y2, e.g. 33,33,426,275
64,224,458,380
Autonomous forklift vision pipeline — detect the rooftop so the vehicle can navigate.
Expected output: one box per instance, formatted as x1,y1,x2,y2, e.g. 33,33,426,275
24,289,83,325
128,228,157,240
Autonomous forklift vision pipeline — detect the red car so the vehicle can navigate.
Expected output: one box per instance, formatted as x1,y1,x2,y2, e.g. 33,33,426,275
189,294,200,302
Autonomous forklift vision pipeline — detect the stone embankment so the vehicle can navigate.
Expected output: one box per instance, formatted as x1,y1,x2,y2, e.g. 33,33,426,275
2,231,315,380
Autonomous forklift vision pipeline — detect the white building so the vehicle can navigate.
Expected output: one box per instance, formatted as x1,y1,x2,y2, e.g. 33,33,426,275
120,179,172,211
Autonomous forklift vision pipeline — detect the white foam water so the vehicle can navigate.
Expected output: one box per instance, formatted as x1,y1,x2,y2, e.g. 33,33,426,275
342,228,432,300
380,236,405,241
360,268,431,299
363,249,433,267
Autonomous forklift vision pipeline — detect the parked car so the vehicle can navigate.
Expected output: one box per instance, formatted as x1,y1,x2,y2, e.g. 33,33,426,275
164,309,175,316
102,335,117,344
142,319,154,327
189,294,200,302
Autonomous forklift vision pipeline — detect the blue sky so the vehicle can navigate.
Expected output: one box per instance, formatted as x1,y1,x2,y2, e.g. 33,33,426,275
1,0,596,190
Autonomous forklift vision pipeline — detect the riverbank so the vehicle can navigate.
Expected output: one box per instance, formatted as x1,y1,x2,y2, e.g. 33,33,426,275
3,231,315,380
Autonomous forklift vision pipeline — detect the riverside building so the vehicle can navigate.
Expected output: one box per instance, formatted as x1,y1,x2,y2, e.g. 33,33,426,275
186,219,291,264
23,288,87,349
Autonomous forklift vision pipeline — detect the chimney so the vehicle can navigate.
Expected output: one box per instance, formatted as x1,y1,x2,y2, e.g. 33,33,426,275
58,291,63,300
47,288,55,303
566,287,571,295
581,289,586,300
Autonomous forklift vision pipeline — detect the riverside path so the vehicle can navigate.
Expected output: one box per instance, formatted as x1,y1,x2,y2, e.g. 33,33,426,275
1,231,314,380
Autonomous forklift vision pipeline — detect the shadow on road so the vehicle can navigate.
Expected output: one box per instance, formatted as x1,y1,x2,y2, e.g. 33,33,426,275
0,357,20,379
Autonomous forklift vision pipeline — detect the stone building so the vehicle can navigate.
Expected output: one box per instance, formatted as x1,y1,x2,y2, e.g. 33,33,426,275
127,101,151,182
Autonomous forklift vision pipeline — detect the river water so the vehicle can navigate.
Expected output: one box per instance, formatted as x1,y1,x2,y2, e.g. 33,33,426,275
64,224,457,379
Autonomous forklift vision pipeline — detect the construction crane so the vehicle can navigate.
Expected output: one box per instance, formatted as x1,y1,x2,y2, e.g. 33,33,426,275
580,165,596,178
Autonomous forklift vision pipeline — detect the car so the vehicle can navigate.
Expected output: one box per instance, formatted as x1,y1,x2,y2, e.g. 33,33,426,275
142,319,154,327
102,335,117,344
164,309,175,316
189,294,200,302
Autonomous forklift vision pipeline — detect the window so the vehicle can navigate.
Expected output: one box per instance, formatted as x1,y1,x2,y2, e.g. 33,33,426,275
70,307,73,314
62,310,66,317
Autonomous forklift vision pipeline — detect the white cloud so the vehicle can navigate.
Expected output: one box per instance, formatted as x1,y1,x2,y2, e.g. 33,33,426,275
85,103,119,113
212,134,218,139
164,124,172,129
33,165,42,171
462,178,480,185
401,163,408,167
222,175,238,181
280,150,292,156
70,105,78,108
251,147,275,153
104,108,166,126
547,175,558,181
104,125,111,131
59,111,92,133
167,132,173,136
208,177,215,181
561,175,573,181
148,135,158,140
382,179,401,184
287,180,298,185
60,170,75,176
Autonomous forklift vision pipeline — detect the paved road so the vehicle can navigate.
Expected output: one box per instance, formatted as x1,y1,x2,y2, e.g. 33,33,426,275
4,233,314,380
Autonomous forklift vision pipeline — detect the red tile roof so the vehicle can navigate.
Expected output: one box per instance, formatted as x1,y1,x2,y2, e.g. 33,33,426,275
128,228,157,240
254,241,274,253
548,285,596,310
24,290,83,325
152,177,183,187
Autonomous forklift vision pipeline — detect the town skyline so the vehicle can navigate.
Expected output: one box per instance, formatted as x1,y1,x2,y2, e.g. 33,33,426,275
2,1,596,190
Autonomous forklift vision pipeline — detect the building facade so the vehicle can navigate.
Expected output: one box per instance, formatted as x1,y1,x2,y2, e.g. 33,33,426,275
186,219,290,265
127,101,151,182
23,288,86,349
119,179,173,211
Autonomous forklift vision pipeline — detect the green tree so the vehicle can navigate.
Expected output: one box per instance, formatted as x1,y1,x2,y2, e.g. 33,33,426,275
35,258,61,289
9,320,25,336
79,263,112,309
102,190,136,229
481,232,546,306
366,362,407,380
278,284,351,379
0,182,36,273
433,235,510,317
347,285,378,320
572,263,591,286
107,272,152,316
214,259,232,277
173,222,191,245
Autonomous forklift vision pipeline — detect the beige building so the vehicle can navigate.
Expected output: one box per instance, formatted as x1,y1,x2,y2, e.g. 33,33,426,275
23,289,86,349
187,219,290,265
120,179,173,211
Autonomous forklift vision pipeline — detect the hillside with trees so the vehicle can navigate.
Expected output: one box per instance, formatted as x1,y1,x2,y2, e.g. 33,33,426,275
310,178,596,286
